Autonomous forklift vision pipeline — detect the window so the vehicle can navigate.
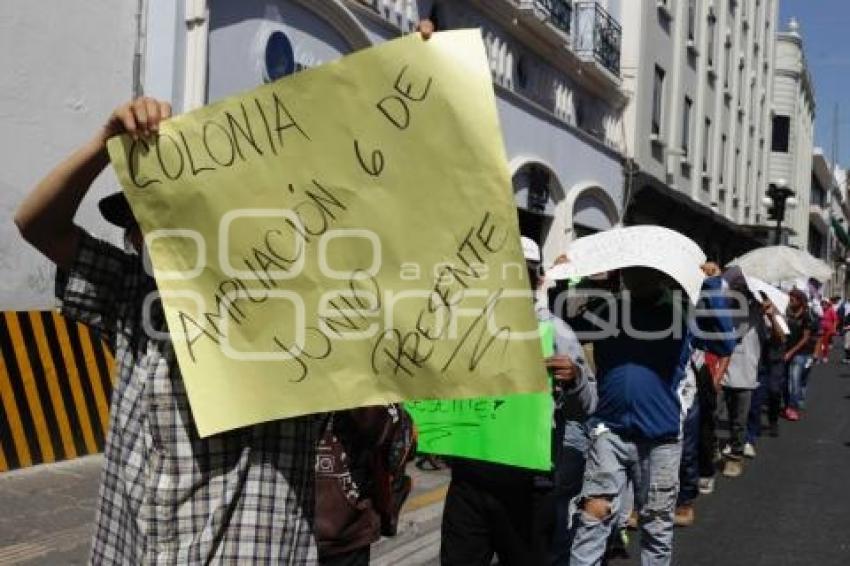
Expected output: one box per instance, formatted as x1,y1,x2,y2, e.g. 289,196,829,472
575,96,586,129
516,56,529,90
750,83,756,117
652,65,665,135
688,0,697,40
738,62,745,101
734,148,741,192
703,118,712,173
724,42,732,88
707,15,717,67
682,97,693,157
720,134,728,183
772,115,791,152
263,31,296,82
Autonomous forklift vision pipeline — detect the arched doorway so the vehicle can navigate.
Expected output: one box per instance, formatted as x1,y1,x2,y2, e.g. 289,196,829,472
564,183,620,240
511,160,566,263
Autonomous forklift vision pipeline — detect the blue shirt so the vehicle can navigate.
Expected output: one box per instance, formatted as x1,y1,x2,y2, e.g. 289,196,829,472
590,283,736,441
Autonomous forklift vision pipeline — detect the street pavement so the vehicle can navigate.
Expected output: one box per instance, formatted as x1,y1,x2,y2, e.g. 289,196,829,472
610,352,850,566
1,355,848,565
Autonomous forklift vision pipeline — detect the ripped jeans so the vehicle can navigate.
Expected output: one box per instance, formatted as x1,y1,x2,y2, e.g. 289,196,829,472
569,428,681,566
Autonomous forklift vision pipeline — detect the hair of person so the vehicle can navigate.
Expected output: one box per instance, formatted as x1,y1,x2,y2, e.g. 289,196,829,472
789,288,807,305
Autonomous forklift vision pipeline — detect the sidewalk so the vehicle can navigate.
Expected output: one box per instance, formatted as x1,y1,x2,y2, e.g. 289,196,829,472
0,455,100,565
0,456,449,565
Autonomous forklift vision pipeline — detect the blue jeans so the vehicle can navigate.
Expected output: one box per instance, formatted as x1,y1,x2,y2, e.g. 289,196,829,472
677,402,700,506
569,427,681,566
553,421,590,564
786,354,810,410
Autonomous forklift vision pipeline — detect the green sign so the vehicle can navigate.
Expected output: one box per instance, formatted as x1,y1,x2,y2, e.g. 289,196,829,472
407,321,554,470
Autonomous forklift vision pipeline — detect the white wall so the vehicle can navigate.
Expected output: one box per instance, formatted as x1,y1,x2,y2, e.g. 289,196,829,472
622,0,777,225
0,1,137,310
497,93,623,263
770,29,815,250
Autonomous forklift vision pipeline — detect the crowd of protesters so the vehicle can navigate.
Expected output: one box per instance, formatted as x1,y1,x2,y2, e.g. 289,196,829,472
11,22,840,566
433,247,836,566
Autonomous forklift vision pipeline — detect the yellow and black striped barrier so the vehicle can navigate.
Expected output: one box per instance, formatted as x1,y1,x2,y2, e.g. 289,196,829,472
0,311,115,472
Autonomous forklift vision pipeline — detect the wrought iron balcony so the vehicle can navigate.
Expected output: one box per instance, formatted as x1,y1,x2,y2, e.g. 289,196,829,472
518,0,573,36
573,1,622,77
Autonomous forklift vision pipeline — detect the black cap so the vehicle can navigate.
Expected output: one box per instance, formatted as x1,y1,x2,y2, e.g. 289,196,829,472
98,192,136,228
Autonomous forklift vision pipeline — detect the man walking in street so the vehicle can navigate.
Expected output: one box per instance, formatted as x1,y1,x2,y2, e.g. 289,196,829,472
440,238,596,566
784,289,817,421
569,267,735,566
719,276,785,477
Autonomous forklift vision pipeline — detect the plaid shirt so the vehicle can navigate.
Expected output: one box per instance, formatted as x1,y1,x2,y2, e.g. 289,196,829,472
58,231,321,564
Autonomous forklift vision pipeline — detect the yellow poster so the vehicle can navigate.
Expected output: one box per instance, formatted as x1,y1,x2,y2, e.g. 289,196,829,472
107,30,547,437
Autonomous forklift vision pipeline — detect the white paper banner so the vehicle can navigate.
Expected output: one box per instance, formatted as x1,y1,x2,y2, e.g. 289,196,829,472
546,226,707,304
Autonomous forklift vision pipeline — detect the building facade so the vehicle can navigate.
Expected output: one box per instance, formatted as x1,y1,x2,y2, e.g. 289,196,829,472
155,0,628,265
0,0,629,471
619,0,779,262
769,17,815,249
809,151,850,297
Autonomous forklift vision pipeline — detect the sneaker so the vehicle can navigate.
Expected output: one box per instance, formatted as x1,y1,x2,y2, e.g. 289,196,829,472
722,458,743,477
698,476,715,495
743,443,756,458
674,504,695,527
785,408,801,421
768,422,779,437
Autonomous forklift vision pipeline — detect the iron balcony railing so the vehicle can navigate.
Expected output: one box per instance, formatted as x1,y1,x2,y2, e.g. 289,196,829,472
573,1,622,77
521,0,574,36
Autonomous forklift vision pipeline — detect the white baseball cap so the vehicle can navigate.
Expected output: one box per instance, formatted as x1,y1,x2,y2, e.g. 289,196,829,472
521,236,541,263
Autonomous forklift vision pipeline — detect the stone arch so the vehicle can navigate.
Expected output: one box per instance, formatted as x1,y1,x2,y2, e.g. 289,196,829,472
509,157,567,264
563,182,621,241
289,0,372,50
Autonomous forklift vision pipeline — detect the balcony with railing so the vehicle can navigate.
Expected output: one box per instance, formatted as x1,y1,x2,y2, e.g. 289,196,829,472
573,1,622,77
517,0,574,37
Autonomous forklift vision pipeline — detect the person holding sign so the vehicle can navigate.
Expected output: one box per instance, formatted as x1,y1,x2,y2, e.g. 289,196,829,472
440,237,595,566
14,97,324,564
15,22,440,564
568,267,736,566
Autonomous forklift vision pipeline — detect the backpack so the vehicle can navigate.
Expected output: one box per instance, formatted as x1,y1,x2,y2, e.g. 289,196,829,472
371,404,417,536
315,414,381,557
314,405,417,557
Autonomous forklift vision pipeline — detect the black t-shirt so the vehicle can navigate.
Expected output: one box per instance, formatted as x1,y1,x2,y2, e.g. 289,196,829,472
786,308,818,356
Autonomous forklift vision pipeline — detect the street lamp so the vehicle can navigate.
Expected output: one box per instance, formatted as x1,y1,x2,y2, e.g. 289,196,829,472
763,179,796,245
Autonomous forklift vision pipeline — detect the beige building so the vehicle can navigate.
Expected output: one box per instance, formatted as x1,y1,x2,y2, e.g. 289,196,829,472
810,151,850,297
768,17,815,249
619,0,780,262
346,0,629,263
